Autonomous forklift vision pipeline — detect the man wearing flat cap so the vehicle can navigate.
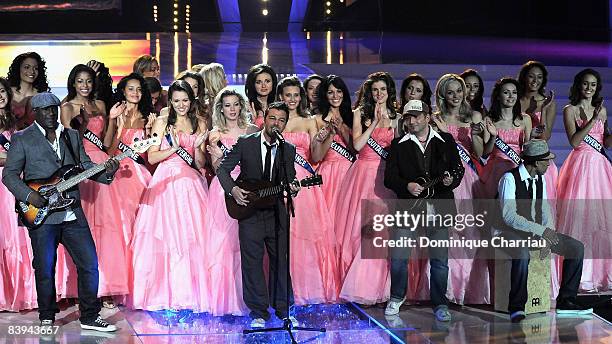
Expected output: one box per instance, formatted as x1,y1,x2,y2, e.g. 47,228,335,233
496,139,592,323
2,92,119,331
384,99,464,322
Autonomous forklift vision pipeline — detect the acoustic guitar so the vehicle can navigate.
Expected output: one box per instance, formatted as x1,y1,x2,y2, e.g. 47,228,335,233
225,175,323,220
16,136,160,229
408,168,463,210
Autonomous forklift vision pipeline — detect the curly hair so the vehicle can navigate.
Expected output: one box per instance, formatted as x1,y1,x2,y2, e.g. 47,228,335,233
7,52,50,93
276,76,308,118
488,77,523,126
569,68,602,106
357,71,398,129
399,73,432,112
0,78,16,131
435,73,473,123
459,69,485,114
167,80,199,134
66,64,97,102
114,73,153,122
245,64,278,114
317,75,353,128
91,60,114,115
212,87,250,132
517,61,548,99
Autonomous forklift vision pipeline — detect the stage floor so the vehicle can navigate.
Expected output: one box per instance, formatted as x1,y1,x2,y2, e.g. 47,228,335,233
1,302,610,343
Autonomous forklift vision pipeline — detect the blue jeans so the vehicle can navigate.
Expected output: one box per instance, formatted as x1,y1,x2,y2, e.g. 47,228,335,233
389,227,449,309
28,220,100,322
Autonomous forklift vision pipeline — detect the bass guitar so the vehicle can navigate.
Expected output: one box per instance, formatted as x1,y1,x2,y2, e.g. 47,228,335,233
16,136,160,229
225,175,323,220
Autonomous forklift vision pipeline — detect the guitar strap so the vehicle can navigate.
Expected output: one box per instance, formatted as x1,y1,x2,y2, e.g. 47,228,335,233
331,140,356,163
583,133,612,164
61,130,80,167
494,136,522,166
0,133,10,151
366,137,389,160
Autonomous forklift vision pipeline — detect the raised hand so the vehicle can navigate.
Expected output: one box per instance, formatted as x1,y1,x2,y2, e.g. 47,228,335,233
86,60,102,74
109,101,126,119
206,140,223,159
542,90,555,109
595,99,606,121
167,126,180,150
484,117,497,137
373,103,384,125
194,129,209,147
471,122,484,135
432,114,448,133
145,113,157,130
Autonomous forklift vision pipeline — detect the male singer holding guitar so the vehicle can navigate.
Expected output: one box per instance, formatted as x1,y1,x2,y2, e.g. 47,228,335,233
2,92,119,331
217,101,300,329
384,100,464,322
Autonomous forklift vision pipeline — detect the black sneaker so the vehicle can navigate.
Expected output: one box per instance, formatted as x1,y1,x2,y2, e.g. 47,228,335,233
510,311,526,323
80,316,117,332
556,300,593,315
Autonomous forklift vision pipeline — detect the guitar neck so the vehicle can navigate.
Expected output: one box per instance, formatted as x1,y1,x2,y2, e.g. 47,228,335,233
55,150,131,192
256,179,312,198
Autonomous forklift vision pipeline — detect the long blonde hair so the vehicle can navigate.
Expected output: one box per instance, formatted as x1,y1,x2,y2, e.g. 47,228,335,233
212,87,251,133
200,63,227,105
434,73,473,123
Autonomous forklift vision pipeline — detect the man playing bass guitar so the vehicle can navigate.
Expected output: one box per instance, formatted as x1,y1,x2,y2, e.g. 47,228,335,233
2,92,119,332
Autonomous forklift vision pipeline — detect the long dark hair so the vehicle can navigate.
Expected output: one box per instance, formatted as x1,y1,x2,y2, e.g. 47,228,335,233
245,64,278,113
91,60,113,115
7,52,50,93
167,80,198,134
317,75,353,128
66,64,97,102
0,78,16,131
303,74,324,111
357,72,398,129
569,68,602,106
399,73,432,111
517,61,548,99
489,77,522,126
276,76,308,118
114,73,153,121
459,69,485,114
177,71,208,117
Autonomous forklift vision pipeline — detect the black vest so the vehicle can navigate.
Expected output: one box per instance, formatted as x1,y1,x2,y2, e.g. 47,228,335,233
509,166,544,225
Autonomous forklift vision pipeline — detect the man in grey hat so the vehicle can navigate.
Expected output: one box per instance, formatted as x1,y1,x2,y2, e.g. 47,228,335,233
2,92,119,331
497,139,591,323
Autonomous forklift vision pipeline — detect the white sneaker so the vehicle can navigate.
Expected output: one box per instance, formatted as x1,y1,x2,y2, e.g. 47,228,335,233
250,318,266,329
384,297,406,316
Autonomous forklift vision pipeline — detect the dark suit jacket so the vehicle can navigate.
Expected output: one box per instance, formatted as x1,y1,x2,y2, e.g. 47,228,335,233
384,130,464,214
2,123,110,226
217,131,297,203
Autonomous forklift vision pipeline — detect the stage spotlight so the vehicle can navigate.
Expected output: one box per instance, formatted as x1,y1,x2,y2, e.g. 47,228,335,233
262,9,268,16
326,9,331,14
326,1,331,6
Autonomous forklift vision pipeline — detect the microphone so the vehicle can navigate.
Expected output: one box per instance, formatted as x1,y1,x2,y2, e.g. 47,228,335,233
271,127,285,143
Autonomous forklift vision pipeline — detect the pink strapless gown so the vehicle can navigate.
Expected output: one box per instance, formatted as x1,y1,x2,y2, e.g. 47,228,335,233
481,127,524,198
130,132,210,311
11,98,34,130
336,127,394,304
408,125,490,304
317,134,353,212
79,116,129,296
557,118,612,292
204,137,248,316
254,115,264,129
529,112,559,199
0,131,37,311
284,132,339,304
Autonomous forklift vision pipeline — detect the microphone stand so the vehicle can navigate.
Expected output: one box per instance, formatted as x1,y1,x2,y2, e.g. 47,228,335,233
243,131,326,343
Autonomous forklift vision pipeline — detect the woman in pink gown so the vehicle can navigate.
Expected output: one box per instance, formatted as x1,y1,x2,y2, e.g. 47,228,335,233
131,80,210,311
7,52,50,130
557,69,612,292
106,74,155,273
0,77,37,311
245,64,278,128
204,88,258,315
336,72,398,305
518,61,559,200
460,69,488,116
58,64,128,303
311,75,354,211
276,76,339,304
424,74,490,304
481,78,532,199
